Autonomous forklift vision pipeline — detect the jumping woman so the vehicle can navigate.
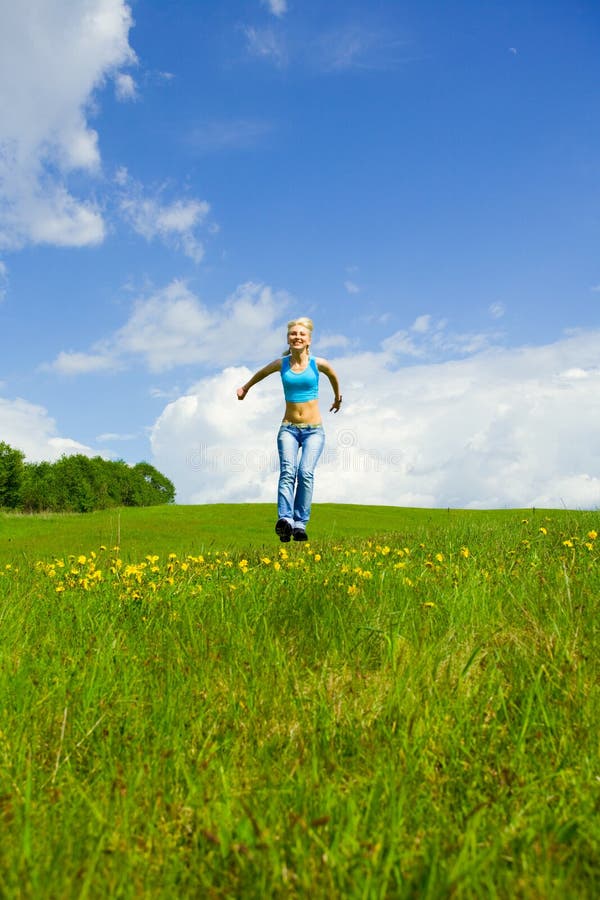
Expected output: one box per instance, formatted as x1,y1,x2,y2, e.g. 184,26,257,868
236,317,342,542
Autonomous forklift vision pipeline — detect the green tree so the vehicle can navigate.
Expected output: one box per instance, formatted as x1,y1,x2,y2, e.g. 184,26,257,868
130,462,176,506
19,461,56,512
0,442,25,508
9,448,175,512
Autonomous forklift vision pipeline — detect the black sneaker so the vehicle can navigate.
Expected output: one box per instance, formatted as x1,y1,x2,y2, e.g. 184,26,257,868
275,518,292,542
292,528,308,541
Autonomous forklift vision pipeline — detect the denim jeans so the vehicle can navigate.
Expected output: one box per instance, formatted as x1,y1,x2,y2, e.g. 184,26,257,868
277,424,325,528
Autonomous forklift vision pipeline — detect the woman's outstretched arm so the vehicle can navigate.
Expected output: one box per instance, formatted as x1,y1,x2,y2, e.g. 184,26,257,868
237,359,281,400
316,359,343,413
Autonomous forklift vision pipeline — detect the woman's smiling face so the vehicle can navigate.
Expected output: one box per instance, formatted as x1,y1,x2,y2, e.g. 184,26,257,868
288,325,311,350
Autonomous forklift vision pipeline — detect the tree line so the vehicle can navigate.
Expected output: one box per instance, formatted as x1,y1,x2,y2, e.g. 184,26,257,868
0,442,176,512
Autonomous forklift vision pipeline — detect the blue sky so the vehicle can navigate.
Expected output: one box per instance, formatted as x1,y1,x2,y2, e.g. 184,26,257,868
1,0,599,508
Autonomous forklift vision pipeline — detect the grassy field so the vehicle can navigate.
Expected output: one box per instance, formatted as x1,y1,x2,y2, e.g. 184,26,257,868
0,503,587,563
0,504,598,897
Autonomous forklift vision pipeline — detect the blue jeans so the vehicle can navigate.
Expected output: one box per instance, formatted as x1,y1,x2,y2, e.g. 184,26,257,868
277,424,325,528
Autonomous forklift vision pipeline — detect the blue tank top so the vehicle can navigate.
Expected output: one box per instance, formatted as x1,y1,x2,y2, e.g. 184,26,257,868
280,355,320,402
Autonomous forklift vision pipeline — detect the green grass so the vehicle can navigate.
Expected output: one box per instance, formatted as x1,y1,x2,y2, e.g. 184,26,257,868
0,502,583,563
0,504,598,897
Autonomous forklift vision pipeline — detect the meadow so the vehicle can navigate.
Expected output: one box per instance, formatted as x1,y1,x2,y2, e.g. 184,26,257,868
0,504,598,898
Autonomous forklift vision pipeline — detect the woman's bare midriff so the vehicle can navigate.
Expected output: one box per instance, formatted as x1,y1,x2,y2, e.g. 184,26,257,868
283,399,322,426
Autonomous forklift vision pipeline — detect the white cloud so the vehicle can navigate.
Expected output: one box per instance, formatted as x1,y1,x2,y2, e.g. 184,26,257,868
489,302,506,319
0,0,136,249
361,311,391,326
344,280,360,294
411,314,431,333
45,280,297,375
149,328,600,511
380,330,423,358
118,174,212,262
261,0,288,16
96,431,136,441
0,395,94,462
317,333,352,353
47,351,119,376
115,72,138,101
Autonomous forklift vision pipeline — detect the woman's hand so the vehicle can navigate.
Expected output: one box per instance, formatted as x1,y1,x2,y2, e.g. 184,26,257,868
330,395,342,413
237,386,247,400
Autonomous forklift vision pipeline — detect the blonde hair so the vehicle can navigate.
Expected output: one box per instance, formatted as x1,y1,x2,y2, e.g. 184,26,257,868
283,317,314,356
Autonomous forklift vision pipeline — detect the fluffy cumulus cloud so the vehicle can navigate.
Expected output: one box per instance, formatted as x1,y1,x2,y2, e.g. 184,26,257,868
114,72,138,101
46,280,294,374
0,0,135,248
0,396,94,462
150,329,600,510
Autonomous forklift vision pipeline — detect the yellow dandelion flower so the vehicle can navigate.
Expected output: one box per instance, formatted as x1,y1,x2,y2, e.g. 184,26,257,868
587,530,597,540
562,539,574,548
347,584,359,596
423,601,435,608
460,547,470,558
261,557,271,565
539,527,548,535
273,561,281,571
55,585,65,593
77,555,87,565
435,553,444,563
314,553,321,562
